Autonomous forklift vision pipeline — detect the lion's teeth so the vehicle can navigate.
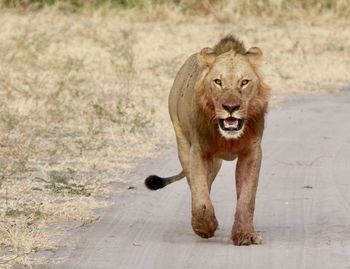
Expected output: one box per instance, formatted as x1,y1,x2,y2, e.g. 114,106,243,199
224,120,238,128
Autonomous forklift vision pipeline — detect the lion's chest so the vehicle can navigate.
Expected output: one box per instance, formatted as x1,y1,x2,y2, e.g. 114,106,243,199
215,151,238,161
209,138,243,161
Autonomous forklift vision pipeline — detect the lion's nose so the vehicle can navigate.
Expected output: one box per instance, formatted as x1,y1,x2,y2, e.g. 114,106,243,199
222,104,240,113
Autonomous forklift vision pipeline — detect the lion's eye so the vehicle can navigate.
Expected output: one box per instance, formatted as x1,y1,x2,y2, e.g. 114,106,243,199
241,79,250,87
214,79,222,86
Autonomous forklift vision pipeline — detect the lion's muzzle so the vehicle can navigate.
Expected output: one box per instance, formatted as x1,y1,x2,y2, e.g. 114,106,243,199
219,117,244,132
222,104,240,114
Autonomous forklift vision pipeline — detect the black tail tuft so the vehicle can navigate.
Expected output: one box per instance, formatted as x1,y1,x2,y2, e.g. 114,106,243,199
144,175,166,190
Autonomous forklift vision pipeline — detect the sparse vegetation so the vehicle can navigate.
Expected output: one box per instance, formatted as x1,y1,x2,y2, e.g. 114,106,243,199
0,12,161,268
1,0,350,22
0,1,349,268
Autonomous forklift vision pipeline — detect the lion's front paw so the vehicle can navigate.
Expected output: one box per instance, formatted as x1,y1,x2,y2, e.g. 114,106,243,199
231,231,262,246
191,204,218,239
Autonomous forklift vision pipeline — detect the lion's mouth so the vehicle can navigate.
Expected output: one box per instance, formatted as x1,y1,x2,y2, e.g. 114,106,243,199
219,117,244,132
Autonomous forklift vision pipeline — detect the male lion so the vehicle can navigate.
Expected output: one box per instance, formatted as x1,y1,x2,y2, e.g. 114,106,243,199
145,35,270,246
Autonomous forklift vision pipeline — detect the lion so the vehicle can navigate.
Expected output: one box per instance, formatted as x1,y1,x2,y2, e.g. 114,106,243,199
145,35,270,246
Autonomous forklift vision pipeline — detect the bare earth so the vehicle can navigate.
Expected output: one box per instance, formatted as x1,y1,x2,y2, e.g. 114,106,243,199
47,89,350,269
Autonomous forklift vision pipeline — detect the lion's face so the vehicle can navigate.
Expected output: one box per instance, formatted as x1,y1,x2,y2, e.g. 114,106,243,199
197,48,265,140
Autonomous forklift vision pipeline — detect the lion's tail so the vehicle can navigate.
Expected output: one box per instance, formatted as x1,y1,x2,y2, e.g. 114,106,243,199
144,171,185,190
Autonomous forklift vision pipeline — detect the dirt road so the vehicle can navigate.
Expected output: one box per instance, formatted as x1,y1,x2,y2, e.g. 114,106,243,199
51,91,350,269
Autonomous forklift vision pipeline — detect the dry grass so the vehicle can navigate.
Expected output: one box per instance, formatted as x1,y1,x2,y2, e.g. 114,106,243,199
0,12,164,268
0,5,349,268
2,0,350,23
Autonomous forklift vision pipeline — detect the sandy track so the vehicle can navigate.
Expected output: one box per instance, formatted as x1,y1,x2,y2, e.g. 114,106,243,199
51,91,350,269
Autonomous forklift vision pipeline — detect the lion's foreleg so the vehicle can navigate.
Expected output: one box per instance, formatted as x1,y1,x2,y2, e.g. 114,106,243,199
208,158,222,193
231,144,263,245
189,147,218,239
174,126,191,179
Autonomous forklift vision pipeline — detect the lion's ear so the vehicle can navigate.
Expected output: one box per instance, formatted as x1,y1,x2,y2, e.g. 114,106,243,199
199,47,216,68
245,47,263,66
